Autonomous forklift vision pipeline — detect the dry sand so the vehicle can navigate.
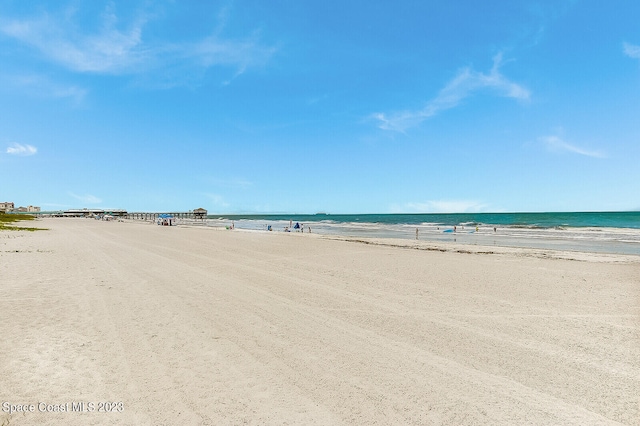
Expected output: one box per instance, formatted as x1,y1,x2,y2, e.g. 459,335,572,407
1,218,639,425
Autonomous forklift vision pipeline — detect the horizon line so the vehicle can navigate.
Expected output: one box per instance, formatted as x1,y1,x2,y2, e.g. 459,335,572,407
17,209,639,215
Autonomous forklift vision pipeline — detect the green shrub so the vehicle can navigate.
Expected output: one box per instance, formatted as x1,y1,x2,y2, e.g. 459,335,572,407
0,213,45,231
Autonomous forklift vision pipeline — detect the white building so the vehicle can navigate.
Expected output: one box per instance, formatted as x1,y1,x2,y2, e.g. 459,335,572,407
0,202,14,212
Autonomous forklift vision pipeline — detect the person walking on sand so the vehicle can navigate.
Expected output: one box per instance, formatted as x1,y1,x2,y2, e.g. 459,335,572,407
416,228,419,240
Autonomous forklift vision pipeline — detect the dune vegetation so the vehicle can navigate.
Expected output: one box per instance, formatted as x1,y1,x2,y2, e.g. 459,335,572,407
0,213,46,231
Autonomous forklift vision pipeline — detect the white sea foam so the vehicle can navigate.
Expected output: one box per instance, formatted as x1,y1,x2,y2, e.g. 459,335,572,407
202,217,640,255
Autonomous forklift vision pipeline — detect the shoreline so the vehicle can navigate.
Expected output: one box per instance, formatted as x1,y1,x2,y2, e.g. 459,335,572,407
125,215,640,258
321,234,640,264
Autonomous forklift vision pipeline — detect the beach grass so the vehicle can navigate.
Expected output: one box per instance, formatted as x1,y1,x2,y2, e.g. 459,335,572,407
0,212,46,231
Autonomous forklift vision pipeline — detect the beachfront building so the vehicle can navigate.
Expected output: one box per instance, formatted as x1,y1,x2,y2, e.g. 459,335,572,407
193,208,207,220
13,205,41,213
0,202,14,212
1,203,41,213
63,208,104,217
61,208,127,217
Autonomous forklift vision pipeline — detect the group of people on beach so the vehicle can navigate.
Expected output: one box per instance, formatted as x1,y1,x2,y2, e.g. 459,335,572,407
284,221,310,233
414,225,498,239
262,220,311,233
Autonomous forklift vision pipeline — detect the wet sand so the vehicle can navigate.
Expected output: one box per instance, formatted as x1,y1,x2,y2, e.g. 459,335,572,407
1,218,639,425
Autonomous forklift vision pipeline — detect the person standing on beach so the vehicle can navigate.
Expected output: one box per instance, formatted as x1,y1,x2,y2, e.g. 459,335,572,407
416,228,419,240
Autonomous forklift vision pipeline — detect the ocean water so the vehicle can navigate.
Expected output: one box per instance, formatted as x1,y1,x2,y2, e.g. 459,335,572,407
204,212,640,256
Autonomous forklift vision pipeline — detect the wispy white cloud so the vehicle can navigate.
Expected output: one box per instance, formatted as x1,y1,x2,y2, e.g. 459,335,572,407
392,200,493,214
207,178,253,189
307,94,329,106
539,135,605,158
194,33,275,70
6,143,37,156
0,12,147,73
623,42,640,60
68,192,102,204
204,193,230,209
0,4,276,84
2,73,87,103
373,53,530,132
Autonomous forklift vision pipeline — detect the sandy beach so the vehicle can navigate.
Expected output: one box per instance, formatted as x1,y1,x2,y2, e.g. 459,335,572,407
1,218,638,425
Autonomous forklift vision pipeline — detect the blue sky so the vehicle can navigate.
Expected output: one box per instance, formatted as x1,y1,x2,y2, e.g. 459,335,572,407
1,1,639,214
